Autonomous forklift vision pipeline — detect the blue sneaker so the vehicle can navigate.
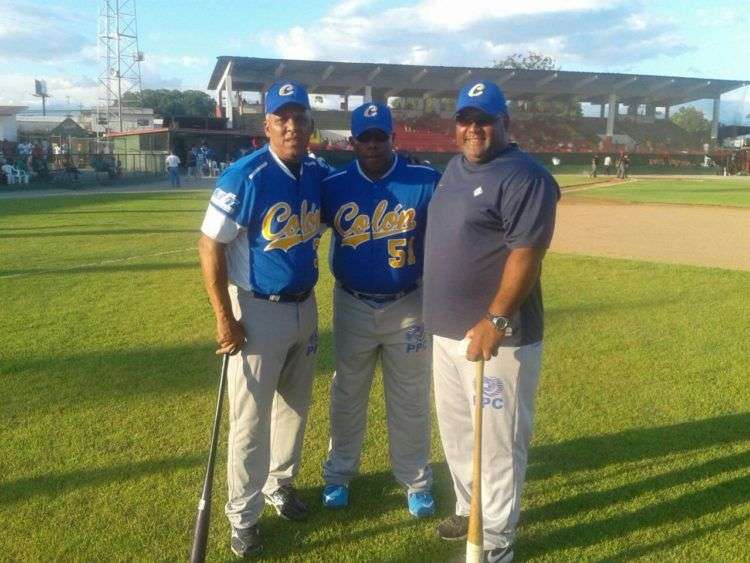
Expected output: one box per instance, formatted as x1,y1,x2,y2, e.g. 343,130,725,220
322,484,349,508
408,491,436,518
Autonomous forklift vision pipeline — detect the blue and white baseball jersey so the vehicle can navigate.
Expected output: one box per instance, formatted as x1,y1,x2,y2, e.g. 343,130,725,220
201,144,332,295
321,154,440,294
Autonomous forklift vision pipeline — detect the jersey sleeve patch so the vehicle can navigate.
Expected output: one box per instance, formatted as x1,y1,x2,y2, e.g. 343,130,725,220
210,187,240,214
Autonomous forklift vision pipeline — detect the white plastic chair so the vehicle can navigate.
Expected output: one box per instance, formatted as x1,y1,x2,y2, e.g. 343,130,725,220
11,166,30,184
1,164,13,184
2,164,28,185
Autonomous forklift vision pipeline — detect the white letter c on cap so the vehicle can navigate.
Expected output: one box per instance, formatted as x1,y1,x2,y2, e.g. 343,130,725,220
364,105,378,117
468,83,485,97
279,84,295,96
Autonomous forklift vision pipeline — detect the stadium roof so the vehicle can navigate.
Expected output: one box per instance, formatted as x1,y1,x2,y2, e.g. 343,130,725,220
0,105,28,116
209,57,748,107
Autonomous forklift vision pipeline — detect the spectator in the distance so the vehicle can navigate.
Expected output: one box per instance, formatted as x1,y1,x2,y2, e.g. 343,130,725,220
165,149,181,187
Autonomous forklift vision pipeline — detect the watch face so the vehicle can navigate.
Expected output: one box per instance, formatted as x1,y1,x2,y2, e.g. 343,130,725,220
491,315,510,330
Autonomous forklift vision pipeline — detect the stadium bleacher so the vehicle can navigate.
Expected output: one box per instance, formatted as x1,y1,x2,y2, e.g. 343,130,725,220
238,104,705,156
390,115,705,155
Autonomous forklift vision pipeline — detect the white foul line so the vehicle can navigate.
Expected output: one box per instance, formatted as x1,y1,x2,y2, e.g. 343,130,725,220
563,178,637,193
0,247,196,280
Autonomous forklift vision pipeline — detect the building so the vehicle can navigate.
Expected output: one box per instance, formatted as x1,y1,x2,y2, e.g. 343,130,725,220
17,116,90,143
81,106,155,135
106,115,261,173
0,106,28,142
207,56,748,151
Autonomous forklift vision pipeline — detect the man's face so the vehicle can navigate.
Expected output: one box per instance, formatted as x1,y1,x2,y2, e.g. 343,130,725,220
455,108,509,164
265,104,312,162
351,128,393,171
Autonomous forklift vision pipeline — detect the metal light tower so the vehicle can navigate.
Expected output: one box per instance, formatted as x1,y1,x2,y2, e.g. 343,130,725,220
97,0,144,133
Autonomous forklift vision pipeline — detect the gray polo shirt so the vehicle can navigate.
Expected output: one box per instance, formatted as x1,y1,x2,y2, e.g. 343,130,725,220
423,144,559,345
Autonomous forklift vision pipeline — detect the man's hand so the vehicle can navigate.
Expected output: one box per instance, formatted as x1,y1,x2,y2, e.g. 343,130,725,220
465,319,505,361
216,317,246,355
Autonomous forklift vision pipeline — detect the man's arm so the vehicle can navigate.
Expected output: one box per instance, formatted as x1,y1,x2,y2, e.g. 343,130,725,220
465,247,546,361
197,234,245,355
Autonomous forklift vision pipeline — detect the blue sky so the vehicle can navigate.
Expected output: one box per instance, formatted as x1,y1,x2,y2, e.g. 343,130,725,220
1,0,748,123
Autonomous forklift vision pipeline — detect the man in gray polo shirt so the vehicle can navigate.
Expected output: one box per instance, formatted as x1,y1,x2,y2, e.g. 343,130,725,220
423,81,559,562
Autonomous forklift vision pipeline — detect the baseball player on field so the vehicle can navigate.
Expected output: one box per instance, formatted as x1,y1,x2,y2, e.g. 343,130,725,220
198,80,331,558
423,81,559,562
319,102,440,518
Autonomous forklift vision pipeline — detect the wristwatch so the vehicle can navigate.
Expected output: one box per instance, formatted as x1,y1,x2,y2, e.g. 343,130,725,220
485,313,511,333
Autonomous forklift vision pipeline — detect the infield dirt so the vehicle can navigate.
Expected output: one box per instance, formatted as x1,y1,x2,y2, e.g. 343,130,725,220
552,197,750,271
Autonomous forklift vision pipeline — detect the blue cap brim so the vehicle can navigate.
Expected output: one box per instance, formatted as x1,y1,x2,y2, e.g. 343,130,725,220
267,100,309,114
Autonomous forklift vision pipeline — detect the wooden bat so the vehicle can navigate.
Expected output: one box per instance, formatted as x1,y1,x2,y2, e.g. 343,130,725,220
466,358,485,562
190,353,230,563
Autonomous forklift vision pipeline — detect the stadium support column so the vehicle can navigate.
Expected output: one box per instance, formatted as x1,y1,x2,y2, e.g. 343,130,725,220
606,93,617,137
224,71,234,129
362,86,387,104
216,60,233,127
372,88,388,104
711,95,720,145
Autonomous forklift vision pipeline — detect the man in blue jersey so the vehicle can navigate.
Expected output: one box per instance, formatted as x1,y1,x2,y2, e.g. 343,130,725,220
320,102,440,518
198,81,330,558
424,81,559,562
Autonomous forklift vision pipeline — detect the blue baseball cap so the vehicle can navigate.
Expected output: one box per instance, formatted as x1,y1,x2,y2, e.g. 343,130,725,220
351,103,393,138
455,81,508,117
265,81,310,114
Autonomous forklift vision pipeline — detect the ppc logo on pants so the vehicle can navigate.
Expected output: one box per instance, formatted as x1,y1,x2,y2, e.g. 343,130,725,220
306,329,318,356
474,377,504,409
405,324,426,354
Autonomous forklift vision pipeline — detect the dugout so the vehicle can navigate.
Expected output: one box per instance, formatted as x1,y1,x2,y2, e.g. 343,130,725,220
107,125,264,172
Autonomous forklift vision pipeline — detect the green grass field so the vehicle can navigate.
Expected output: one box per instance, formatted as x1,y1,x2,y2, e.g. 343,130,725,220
569,177,750,207
2,190,749,562
550,174,608,188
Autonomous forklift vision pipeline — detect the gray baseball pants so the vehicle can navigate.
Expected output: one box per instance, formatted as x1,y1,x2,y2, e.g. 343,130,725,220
224,285,318,528
323,285,433,493
432,335,542,550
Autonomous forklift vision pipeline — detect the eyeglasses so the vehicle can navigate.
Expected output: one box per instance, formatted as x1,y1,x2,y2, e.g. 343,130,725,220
356,130,390,143
455,113,499,127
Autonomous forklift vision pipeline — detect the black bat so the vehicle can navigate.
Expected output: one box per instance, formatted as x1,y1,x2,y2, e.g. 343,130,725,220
190,353,230,563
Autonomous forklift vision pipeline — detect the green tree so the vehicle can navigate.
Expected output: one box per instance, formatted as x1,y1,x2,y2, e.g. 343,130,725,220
491,51,580,117
493,51,558,71
121,89,216,117
670,106,711,136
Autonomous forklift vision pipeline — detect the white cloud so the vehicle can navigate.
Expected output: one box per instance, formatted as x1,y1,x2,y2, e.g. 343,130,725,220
0,73,99,107
419,0,610,31
146,54,213,70
275,26,318,60
0,2,93,61
265,0,691,70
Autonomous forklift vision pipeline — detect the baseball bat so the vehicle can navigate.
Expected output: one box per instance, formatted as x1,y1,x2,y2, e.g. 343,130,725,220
466,358,485,563
190,353,230,563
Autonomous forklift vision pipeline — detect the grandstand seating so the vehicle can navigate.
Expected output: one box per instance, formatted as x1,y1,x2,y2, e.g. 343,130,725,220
238,109,705,155
392,114,704,154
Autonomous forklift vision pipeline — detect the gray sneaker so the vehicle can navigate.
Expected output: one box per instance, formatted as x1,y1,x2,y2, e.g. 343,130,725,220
230,524,262,558
484,546,513,563
437,514,469,541
264,484,309,521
